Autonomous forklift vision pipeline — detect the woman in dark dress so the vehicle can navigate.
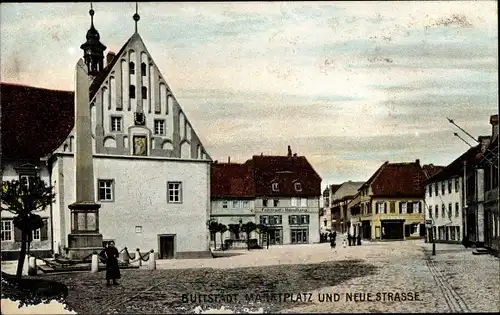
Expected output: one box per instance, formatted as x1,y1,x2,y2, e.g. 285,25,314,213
101,241,121,286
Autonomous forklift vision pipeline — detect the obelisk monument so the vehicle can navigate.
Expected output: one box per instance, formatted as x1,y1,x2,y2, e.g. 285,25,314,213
67,59,103,260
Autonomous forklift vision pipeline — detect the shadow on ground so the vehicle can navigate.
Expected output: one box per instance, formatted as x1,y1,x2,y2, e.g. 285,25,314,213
40,259,377,314
1,272,68,308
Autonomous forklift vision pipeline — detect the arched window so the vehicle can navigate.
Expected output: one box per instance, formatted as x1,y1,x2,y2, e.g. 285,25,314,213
129,62,135,74
141,86,147,99
129,85,136,99
141,63,146,76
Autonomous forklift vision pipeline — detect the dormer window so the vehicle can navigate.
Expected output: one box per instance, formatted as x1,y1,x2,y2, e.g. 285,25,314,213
129,62,135,74
272,183,279,192
294,182,302,191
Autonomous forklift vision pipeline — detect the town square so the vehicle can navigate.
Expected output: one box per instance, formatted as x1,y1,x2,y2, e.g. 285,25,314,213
1,1,498,314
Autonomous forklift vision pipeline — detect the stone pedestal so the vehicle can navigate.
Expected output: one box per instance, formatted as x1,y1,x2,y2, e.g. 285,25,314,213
67,202,103,260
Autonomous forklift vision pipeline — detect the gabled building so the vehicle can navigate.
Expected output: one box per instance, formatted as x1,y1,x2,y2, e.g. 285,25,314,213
330,181,364,234
480,115,499,254
348,160,431,240
1,8,212,260
210,146,322,245
320,184,341,233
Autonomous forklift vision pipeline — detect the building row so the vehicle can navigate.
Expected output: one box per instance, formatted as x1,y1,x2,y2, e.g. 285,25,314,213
210,147,321,247
0,10,322,260
424,115,499,255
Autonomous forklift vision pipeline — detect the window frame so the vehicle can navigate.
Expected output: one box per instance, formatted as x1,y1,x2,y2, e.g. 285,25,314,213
1,220,13,242
140,62,147,76
154,119,166,136
222,200,228,209
294,182,302,192
271,182,279,192
97,179,114,202
141,86,148,100
167,181,183,204
129,85,136,99
110,115,123,132
32,228,41,241
129,61,135,74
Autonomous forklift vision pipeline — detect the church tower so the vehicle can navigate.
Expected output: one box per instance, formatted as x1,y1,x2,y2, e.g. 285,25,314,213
80,3,106,78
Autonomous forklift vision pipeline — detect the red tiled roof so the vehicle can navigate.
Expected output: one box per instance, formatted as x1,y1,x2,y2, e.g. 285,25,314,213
422,164,446,179
427,145,483,183
1,83,74,160
246,155,322,197
211,163,254,198
210,154,322,198
364,160,427,198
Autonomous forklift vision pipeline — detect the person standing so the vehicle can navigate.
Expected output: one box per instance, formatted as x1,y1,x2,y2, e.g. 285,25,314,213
100,241,121,286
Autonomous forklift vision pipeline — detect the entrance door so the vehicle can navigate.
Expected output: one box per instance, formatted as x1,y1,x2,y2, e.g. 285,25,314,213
269,229,282,245
159,235,175,259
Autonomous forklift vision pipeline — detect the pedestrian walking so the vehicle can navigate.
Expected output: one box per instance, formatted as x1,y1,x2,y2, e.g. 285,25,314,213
347,233,352,246
330,237,336,249
100,241,121,286
357,234,361,246
333,231,337,241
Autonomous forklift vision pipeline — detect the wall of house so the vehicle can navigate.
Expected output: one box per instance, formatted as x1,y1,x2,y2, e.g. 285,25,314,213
368,197,425,240
1,162,52,260
54,154,211,258
210,199,257,245
425,177,463,243
254,196,320,244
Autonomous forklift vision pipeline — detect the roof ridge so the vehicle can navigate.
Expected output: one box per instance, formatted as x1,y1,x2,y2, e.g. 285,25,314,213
0,82,73,93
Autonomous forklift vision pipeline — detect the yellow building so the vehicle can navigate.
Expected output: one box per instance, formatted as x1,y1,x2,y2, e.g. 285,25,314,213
348,160,441,240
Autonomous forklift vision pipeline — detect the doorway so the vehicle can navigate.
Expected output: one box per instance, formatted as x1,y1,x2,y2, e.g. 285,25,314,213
382,220,404,239
158,235,175,259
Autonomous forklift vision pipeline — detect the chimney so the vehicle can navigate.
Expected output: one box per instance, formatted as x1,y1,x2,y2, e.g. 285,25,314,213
106,51,116,67
490,114,499,138
415,159,420,165
293,153,297,157
287,145,292,157
228,156,231,163
214,160,218,164
261,153,263,156
478,136,491,152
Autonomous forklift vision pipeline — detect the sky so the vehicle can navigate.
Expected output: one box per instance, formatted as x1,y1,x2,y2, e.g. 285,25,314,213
1,1,498,188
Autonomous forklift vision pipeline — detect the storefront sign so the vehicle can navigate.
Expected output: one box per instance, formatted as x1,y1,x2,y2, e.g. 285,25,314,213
258,208,309,213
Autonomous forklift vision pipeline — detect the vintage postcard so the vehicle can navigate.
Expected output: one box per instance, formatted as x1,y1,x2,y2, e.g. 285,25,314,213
0,1,498,314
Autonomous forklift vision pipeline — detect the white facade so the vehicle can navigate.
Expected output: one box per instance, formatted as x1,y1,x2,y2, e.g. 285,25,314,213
1,31,212,259
254,196,320,245
1,162,52,257
210,199,257,245
425,177,463,243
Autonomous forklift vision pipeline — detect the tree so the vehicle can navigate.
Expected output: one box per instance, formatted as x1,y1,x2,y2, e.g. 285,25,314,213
218,223,228,251
207,219,220,250
257,223,270,249
228,224,240,240
241,222,257,250
1,177,55,282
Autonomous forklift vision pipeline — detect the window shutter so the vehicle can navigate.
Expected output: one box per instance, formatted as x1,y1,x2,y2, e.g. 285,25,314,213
14,224,22,242
41,219,48,241
384,202,387,213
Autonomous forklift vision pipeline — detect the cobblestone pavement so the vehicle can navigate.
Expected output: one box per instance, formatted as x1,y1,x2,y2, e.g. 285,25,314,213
4,240,499,314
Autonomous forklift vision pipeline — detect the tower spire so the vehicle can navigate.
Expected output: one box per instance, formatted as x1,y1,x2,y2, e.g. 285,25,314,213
80,2,107,77
133,2,140,33
90,2,94,27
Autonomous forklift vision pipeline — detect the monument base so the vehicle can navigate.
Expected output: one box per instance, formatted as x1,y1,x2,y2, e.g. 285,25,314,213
67,233,103,260
67,201,103,260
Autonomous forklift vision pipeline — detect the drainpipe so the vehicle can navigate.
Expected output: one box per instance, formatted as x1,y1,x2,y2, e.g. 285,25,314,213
44,155,55,256
463,161,467,242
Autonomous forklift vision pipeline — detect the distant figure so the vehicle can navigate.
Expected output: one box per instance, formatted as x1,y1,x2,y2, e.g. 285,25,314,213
330,238,336,249
347,233,352,246
100,241,121,286
333,231,337,241
357,234,361,246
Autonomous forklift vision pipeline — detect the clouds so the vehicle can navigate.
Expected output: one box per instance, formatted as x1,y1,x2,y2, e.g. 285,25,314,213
0,2,498,186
